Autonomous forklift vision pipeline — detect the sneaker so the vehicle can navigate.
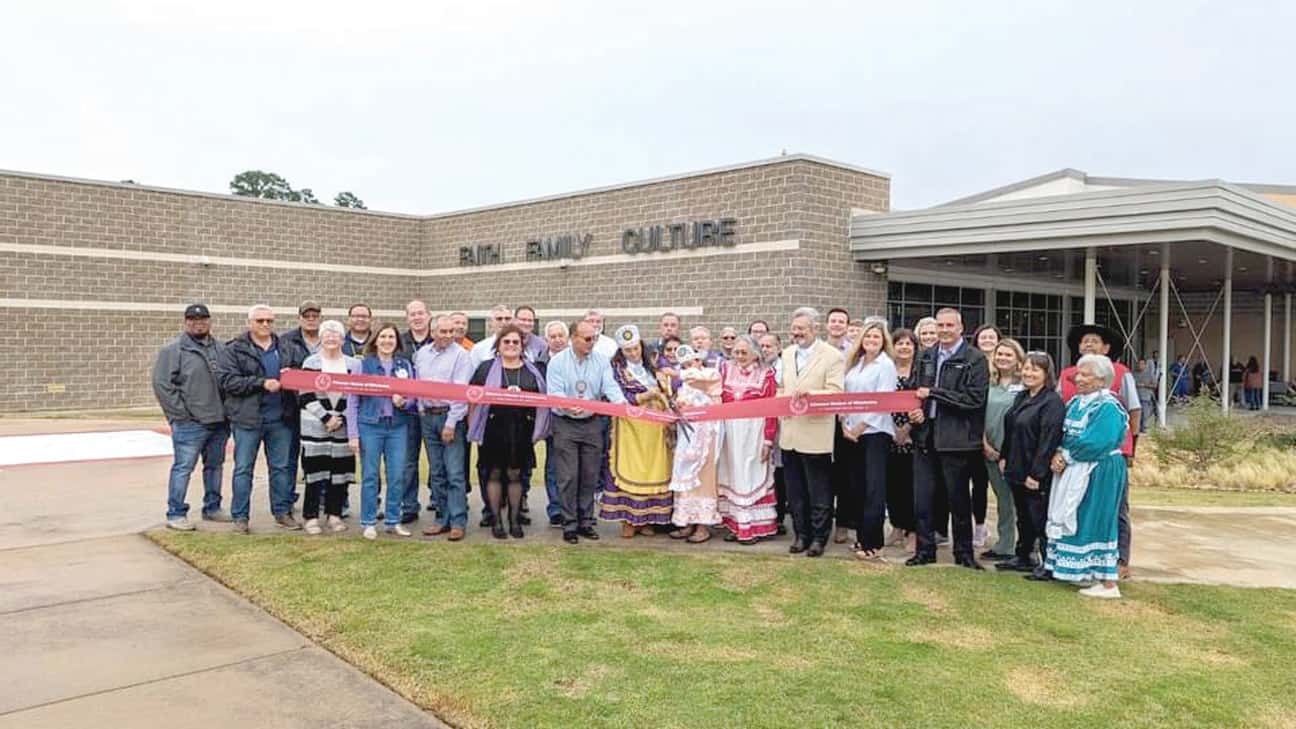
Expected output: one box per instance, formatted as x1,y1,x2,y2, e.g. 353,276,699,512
548,515,564,529
232,519,250,535
362,526,378,540
201,509,232,523
304,518,322,535
973,523,988,548
327,515,347,533
386,524,412,537
1079,583,1122,600
275,514,302,531
166,517,196,531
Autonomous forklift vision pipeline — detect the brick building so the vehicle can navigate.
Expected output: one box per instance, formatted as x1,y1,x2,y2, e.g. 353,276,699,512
0,155,890,412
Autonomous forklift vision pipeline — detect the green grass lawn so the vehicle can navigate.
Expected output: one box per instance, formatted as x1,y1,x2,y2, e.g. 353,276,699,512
150,532,1296,729
1129,486,1296,508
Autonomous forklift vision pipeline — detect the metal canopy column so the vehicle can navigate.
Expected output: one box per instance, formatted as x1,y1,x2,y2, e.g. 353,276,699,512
1158,243,1170,428
1222,248,1233,415
1083,247,1097,324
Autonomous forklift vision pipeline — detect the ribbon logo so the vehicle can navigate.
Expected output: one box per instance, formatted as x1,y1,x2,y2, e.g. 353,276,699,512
313,373,333,391
465,385,485,403
789,394,810,416
625,405,645,419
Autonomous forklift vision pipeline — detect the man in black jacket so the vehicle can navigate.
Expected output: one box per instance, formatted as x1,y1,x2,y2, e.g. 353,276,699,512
218,304,301,533
907,307,989,570
278,300,322,510
398,299,435,523
152,303,230,530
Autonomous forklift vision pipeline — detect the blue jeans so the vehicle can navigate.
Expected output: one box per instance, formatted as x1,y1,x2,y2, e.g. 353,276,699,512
166,421,229,519
422,412,467,529
359,417,407,527
544,435,561,521
400,412,430,517
231,420,294,522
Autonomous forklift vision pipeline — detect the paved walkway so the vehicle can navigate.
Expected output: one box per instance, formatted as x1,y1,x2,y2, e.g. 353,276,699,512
0,417,448,728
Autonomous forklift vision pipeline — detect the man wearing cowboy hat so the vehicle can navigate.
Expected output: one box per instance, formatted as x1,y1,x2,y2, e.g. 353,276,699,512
1058,323,1140,578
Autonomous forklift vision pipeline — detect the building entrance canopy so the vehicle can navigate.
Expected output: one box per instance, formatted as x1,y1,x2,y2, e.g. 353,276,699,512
850,173,1296,423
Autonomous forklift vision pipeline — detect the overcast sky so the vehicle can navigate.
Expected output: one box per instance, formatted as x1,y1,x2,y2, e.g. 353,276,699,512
3,0,1292,214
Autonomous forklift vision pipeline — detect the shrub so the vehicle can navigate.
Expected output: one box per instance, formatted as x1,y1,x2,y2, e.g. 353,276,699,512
1147,396,1248,470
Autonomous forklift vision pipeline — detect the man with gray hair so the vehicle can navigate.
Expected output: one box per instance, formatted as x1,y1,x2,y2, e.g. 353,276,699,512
537,319,570,527
777,306,845,557
584,309,619,358
908,307,988,570
690,325,723,368
218,304,300,533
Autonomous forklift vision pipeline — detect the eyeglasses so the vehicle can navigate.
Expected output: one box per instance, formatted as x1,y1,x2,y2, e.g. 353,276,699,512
575,335,595,342
499,339,522,346
254,318,275,324
721,335,736,341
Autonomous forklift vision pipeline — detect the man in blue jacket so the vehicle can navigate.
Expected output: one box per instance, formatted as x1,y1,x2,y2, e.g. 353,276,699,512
152,303,230,531
218,304,301,533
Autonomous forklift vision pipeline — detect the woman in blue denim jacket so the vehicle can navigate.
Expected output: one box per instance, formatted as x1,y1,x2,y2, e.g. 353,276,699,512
346,323,418,540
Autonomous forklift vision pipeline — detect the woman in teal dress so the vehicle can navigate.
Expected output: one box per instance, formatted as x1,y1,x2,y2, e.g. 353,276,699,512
1045,353,1128,599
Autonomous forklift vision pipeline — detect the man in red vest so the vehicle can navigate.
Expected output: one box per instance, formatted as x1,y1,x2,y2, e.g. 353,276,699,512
1058,324,1139,579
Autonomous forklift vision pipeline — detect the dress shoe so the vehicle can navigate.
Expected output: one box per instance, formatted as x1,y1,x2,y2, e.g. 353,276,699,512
519,514,532,526
621,522,637,539
447,527,466,541
995,557,1038,573
980,550,1013,561
479,514,495,528
563,530,579,544
955,556,985,571
805,542,826,558
904,553,936,567
400,513,419,525
422,522,449,536
578,526,599,540
788,539,808,554
1025,566,1054,582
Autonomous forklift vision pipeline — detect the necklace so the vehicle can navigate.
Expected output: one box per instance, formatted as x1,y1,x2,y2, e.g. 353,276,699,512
503,365,522,391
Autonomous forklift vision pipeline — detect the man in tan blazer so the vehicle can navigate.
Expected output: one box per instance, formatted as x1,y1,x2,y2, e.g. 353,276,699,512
778,307,846,557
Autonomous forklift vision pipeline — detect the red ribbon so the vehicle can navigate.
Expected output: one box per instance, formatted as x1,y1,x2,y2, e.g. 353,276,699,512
279,369,919,423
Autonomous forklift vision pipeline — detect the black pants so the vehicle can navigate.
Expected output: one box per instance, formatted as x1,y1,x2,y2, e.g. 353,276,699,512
551,416,603,530
1010,480,1048,561
782,449,833,545
970,457,988,524
849,433,891,550
773,466,787,524
913,448,977,559
885,450,915,532
830,426,855,529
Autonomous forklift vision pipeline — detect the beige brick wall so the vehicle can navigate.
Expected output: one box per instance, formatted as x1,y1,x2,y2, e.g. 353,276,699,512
0,157,890,411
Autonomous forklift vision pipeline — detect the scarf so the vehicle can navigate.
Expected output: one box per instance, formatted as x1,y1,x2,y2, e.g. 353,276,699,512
467,357,550,444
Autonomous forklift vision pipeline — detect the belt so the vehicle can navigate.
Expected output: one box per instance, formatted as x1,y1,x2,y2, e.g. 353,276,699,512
422,406,450,415
555,414,593,423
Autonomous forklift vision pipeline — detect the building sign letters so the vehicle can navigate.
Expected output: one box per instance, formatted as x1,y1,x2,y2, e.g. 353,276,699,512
457,218,737,266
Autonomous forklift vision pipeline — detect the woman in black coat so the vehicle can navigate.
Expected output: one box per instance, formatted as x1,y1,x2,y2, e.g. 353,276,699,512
995,351,1065,577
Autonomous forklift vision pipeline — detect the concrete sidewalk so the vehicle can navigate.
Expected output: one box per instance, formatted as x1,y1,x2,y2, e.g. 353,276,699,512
0,535,447,728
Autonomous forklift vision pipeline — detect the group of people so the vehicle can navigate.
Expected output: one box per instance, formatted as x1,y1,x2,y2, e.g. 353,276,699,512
155,299,1137,598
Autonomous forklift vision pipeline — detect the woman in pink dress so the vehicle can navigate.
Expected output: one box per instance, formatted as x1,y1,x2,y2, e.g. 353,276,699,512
717,335,779,544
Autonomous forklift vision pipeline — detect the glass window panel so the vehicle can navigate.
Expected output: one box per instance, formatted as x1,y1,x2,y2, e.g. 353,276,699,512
963,307,983,332
888,281,904,298
962,289,984,306
1013,292,1029,309
1030,293,1047,309
997,290,1012,308
996,310,1012,330
905,304,929,329
905,283,932,302
1029,311,1046,336
934,286,959,306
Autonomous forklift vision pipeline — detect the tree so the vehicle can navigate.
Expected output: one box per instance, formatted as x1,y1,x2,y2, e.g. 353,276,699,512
334,191,367,209
290,188,321,205
229,170,295,200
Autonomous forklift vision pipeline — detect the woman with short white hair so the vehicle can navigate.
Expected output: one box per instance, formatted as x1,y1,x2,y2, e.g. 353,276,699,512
1044,353,1128,598
298,320,359,535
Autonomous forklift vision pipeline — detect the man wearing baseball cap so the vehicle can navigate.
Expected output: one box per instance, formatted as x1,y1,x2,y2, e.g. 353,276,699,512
279,300,324,511
152,303,231,530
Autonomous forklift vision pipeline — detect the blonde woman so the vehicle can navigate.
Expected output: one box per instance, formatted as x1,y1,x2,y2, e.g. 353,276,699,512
980,338,1026,561
842,320,897,559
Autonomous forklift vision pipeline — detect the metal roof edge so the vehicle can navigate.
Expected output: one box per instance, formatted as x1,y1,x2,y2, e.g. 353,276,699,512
935,168,1088,207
